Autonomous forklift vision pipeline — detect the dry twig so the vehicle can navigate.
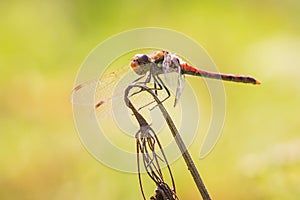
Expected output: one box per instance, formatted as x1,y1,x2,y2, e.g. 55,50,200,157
124,83,211,200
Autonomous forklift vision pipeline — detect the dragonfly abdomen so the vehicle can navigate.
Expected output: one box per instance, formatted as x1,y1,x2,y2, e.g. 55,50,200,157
181,63,260,85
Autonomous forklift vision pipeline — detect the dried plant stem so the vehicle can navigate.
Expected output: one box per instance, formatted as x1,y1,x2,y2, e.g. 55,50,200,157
125,83,211,200
124,84,178,200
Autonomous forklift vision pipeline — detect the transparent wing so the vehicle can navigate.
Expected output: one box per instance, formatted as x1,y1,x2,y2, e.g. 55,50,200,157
71,79,98,106
71,66,180,121
71,66,133,118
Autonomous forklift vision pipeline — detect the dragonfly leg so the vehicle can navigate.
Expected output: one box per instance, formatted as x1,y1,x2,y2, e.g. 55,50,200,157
129,86,159,112
136,74,171,112
146,74,171,111
129,72,153,97
155,74,171,102
154,82,158,96
129,88,144,98
137,99,156,112
132,70,153,85
132,68,164,111
131,62,172,112
136,78,167,111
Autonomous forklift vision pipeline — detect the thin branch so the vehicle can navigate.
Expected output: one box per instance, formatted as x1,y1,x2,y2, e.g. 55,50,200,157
124,84,178,200
125,83,211,200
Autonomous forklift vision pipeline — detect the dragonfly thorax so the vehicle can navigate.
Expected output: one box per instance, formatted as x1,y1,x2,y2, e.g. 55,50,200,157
130,51,178,76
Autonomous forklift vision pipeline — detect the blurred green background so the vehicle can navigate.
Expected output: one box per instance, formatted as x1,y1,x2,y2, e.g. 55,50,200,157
1,0,300,199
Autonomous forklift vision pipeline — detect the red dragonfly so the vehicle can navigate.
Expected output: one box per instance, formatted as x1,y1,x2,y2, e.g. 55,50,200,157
71,50,260,116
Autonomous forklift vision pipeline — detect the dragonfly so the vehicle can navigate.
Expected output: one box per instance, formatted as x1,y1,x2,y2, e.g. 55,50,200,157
71,50,260,117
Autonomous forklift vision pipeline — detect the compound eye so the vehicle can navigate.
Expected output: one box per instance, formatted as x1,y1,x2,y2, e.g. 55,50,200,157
138,54,149,64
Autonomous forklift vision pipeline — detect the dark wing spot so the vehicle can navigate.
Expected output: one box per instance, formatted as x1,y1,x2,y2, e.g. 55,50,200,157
95,100,105,109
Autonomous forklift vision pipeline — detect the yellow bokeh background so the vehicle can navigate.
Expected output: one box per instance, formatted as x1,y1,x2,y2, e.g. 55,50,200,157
1,0,300,199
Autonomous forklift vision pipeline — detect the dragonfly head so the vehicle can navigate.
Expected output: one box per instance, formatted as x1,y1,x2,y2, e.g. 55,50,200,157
130,54,151,75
